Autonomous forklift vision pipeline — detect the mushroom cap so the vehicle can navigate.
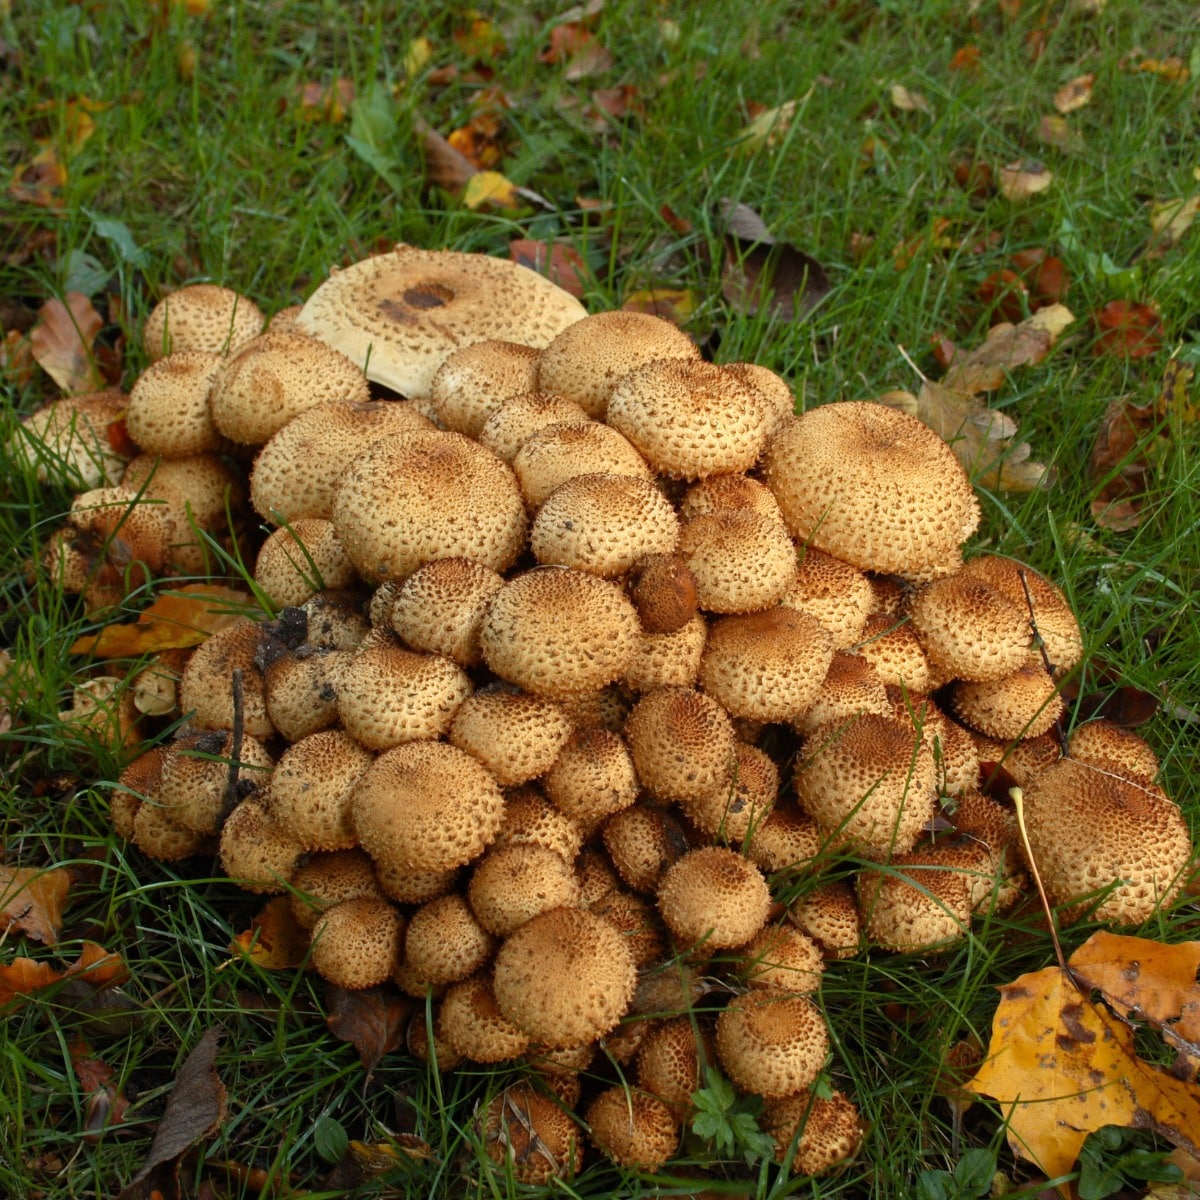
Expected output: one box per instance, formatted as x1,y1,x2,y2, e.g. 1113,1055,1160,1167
586,1087,680,1169
257,641,347,745
250,397,433,524
679,509,798,614
310,896,405,989
635,1015,714,1114
624,687,736,804
1019,757,1191,923
853,612,933,693
482,1082,584,1183
404,893,496,985
796,713,938,858
530,473,680,578
480,569,641,699
624,611,708,693
218,799,303,893
787,881,862,959
679,472,785,524
607,359,774,479
468,843,581,937
856,847,976,952
542,728,639,834
255,519,356,609
512,420,651,510
126,350,226,457
477,391,591,462
301,588,371,651
296,246,586,397
131,801,213,862
289,849,383,930
157,730,275,835
682,741,779,843
373,859,460,906
628,553,700,635
950,654,1064,740
429,340,542,436
740,923,825,993
388,557,505,667
537,310,700,419
1068,719,1159,781
715,988,829,1098
13,390,130,489
589,888,667,968
765,402,980,580
437,974,530,1063
722,362,795,436
142,284,264,360
493,788,584,863
700,607,834,722
178,621,274,738
121,452,244,536
449,689,573,787
208,330,370,445
791,651,891,737
492,906,637,1048
763,1089,865,1176
602,805,689,894
332,429,527,584
352,741,505,874
780,547,875,649
113,745,168,838
656,846,771,951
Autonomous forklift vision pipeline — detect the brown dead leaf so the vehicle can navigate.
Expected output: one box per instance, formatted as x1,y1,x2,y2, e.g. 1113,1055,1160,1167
943,304,1073,393
1,329,36,388
1011,248,1071,307
326,986,412,1076
508,239,589,298
979,270,1029,325
1,866,71,945
230,898,311,971
1053,72,1095,113
1157,358,1199,423
1149,195,1200,249
0,940,127,1008
539,22,593,64
1037,113,1085,152
564,40,614,81
1094,300,1163,358
70,1039,131,1141
732,99,801,154
319,1137,436,1190
8,144,66,208
413,114,478,192
998,159,1054,201
621,287,698,325
949,44,982,75
1088,394,1162,531
69,584,255,657
0,958,62,1007
453,17,505,64
892,217,956,270
29,293,105,394
295,78,354,124
1130,56,1189,83
462,170,522,211
890,84,933,116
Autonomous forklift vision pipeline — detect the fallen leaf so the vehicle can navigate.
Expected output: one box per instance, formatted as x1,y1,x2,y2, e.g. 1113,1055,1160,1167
1094,300,1163,358
892,217,956,270
1054,72,1095,113
1011,249,1071,307
732,98,801,154
67,941,130,989
319,1137,435,1190
325,987,412,1076
8,144,67,208
979,270,1030,325
1131,56,1189,83
0,940,128,1008
69,584,256,657
949,44,982,74
621,287,698,325
539,21,593,64
564,40,614,81
461,169,521,211
998,159,1054,201
404,37,433,78
1037,114,1085,152
1,866,71,945
0,958,62,1007
413,114,478,192
70,1040,131,1141
590,84,638,121
1149,195,1200,249
952,157,993,200
230,898,311,971
29,293,105,394
508,239,589,298
1157,358,1199,423
295,78,354,124
452,17,505,63
1,329,36,388
890,84,933,116
944,304,1073,393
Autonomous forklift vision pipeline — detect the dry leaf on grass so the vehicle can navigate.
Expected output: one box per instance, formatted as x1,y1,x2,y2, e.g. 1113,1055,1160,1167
732,98,802,154
1053,72,1095,113
1093,300,1163,358
0,940,128,1008
8,144,66,208
325,986,413,1076
508,239,589,298
621,287,698,325
1,865,71,945
1149,195,1200,250
998,159,1054,201
30,293,105,394
230,897,311,971
890,84,933,115
1037,114,1085,152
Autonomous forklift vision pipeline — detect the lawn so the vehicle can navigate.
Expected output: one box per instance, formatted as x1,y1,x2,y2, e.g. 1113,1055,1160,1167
2,1,1199,1197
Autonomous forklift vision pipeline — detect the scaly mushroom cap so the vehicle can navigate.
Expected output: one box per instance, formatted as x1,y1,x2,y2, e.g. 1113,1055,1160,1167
264,730,374,852
628,553,700,635
480,569,641,699
715,988,829,1098
310,896,405,989
112,745,168,839
788,881,862,959
352,741,505,874
493,788,584,863
143,283,264,360
536,310,700,419
373,860,460,906
336,639,471,750
301,589,371,651
586,1087,680,1169
512,420,651,510
722,362,795,436
1019,758,1192,923
530,474,680,578
12,390,130,488
763,1089,865,1176
429,340,542,436
1069,719,1159,780
656,846,771,951
250,397,433,524
624,611,708,693
909,573,1031,682
296,246,586,397
590,888,667,967
950,654,1064,740
797,714,938,858
679,473,786,524
765,402,980,581
156,730,275,835
679,510,798,614
607,359,774,479
483,1082,584,1183
132,801,214,862
959,554,1082,672
449,689,573,786
853,612,933,693
780,547,875,649
492,906,638,1048
332,429,527,584
740,924,825,993
542,728,639,835
700,607,834,722
856,846,977,952
208,330,370,445
468,844,581,937
791,652,891,737
289,849,383,930
437,974,530,1063
477,391,591,462
179,621,274,738
218,799,303,893
682,741,779,843
255,519,356,609
602,805,689,894
624,687,736,804
389,557,505,668
635,1016,714,1115
126,351,226,456
404,893,496,985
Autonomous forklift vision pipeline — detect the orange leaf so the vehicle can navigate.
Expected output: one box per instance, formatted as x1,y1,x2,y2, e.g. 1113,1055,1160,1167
1053,72,1095,114
30,293,105,394
0,958,63,1007
294,78,354,124
8,144,67,208
69,584,256,657
230,898,310,971
949,44,982,74
1093,300,1163,358
508,239,589,298
1,866,71,945
67,941,131,988
539,22,593,64
1,329,37,388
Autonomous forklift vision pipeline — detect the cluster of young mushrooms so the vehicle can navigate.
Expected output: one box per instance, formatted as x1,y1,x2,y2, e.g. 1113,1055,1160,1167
15,246,1195,1182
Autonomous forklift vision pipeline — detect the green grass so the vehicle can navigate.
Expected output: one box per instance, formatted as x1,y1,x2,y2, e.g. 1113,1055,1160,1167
3,1,1200,1197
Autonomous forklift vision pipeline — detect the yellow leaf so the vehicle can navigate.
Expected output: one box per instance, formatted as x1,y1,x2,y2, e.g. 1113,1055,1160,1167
1,866,71,946
461,169,521,210
230,898,310,970
1150,195,1200,246
1053,73,1095,114
732,99,801,154
1157,358,1200,423
998,159,1054,201
405,36,434,77
8,144,67,209
890,84,933,116
620,287,697,325
1037,114,1084,153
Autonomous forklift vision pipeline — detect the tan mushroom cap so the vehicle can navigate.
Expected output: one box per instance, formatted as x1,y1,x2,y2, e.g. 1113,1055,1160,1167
310,896,405,989
715,988,829,1098
492,906,637,1048
780,547,875,649
635,1016,714,1115
126,351,226,457
628,553,700,635
13,390,130,489
289,849,383,930
157,730,275,835
602,806,688,894
477,391,591,462
856,847,976,952
624,611,708,693
468,843,581,937
449,689,573,787
336,639,471,750
332,429,527,584
787,880,862,959
625,686,736,804
656,846,771,951
792,651,891,737
607,359,774,480
740,924,825,993
530,474,680,578
542,728,639,834
586,1087,680,1169
512,420,651,510
218,799,303,893
255,519,356,609
297,246,586,397
700,607,834,723
265,730,374,852
854,612,933,693
483,1082,584,1184
763,1089,865,1176
143,283,264,360
765,402,980,581
723,362,795,436
132,801,214,862
959,554,1082,672
250,397,433,524
556,683,632,732
121,451,244,536
679,473,785,524
301,589,371,651
429,340,542,436
437,974,530,1063
679,510,798,615
352,740,505,874
404,893,496,985
797,713,938,858
1019,757,1192,923
112,745,169,839
208,329,370,445
683,741,779,843
389,557,505,668
493,788,584,864
374,859,460,905
480,569,641,699
179,621,274,738
950,654,1064,740
1068,719,1159,780
590,887,667,968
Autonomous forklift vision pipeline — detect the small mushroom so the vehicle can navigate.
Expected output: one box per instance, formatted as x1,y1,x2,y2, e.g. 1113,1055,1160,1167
142,283,264,360
715,987,829,1098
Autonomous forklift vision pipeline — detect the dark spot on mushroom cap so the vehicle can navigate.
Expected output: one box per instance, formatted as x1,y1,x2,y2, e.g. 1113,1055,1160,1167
401,283,455,310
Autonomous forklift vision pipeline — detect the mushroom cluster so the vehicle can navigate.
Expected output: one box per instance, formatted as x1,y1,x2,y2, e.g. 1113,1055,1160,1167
28,246,1193,1183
